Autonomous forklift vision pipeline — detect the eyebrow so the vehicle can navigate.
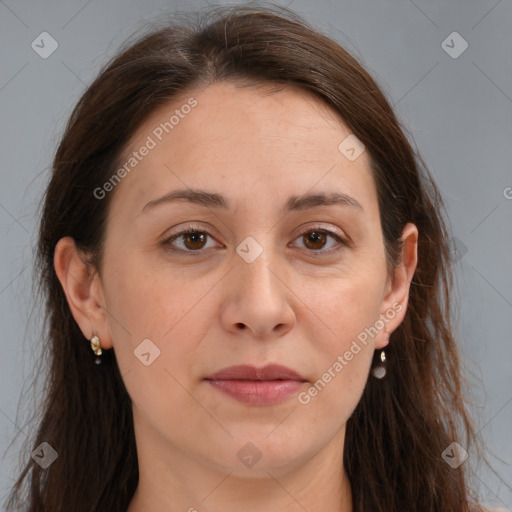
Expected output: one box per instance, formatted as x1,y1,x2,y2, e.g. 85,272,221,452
142,188,364,213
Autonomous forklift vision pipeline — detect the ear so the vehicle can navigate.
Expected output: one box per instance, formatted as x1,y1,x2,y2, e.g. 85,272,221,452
375,222,418,350
53,236,113,350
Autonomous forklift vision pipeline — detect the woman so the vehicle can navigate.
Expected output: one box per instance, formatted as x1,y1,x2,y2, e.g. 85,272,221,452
6,4,486,511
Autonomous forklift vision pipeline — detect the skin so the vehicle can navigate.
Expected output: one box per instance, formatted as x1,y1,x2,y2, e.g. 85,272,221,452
54,81,418,512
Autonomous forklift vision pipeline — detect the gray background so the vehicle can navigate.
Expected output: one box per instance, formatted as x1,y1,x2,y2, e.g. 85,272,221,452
1,0,511,508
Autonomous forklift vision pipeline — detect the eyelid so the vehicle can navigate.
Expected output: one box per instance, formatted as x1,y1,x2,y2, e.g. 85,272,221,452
294,222,347,241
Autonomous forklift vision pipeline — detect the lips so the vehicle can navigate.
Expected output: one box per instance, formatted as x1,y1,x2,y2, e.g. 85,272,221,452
204,364,307,406
206,364,306,381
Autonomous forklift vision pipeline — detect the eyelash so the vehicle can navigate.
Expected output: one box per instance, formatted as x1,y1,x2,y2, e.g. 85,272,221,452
161,224,349,257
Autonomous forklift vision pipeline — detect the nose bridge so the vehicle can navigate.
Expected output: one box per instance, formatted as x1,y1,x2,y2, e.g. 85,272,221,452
224,233,294,337
234,234,282,300
216,222,295,340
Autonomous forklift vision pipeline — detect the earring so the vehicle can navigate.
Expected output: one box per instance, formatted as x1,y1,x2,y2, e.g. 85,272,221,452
90,335,102,365
371,350,386,379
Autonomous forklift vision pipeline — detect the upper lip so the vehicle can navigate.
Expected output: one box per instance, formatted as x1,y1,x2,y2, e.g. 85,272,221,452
205,364,307,382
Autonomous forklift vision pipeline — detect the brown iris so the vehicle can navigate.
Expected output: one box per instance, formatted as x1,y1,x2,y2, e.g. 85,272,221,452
182,232,207,250
302,231,327,250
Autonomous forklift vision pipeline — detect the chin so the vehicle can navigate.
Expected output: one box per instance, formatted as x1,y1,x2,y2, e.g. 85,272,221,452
203,428,321,478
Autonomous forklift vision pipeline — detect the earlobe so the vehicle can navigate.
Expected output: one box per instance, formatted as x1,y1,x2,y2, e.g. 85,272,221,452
376,222,418,349
53,237,113,349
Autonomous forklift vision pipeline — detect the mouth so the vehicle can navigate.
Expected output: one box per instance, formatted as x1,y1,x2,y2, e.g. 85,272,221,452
204,364,308,406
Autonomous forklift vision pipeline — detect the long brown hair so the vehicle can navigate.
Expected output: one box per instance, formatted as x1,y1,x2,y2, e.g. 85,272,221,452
6,4,484,511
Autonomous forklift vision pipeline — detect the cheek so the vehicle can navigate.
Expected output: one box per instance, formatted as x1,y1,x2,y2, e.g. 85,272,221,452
296,267,385,352
102,257,220,399
104,253,217,341
293,271,384,410
104,264,215,443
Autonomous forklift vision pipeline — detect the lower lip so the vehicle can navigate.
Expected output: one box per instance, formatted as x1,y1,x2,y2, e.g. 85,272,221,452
206,379,305,405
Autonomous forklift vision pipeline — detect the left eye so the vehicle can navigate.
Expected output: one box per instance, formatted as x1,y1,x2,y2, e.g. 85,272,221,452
163,227,346,255
291,228,346,253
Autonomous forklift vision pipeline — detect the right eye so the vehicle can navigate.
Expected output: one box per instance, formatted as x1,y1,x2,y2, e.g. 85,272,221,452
162,227,222,255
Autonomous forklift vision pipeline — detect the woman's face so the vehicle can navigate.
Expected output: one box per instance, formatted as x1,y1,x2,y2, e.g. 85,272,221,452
80,81,416,477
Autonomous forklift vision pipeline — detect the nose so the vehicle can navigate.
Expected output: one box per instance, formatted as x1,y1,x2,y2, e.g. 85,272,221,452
219,244,295,340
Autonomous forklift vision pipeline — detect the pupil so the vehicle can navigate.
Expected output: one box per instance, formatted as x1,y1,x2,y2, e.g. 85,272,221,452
306,231,325,249
187,232,205,248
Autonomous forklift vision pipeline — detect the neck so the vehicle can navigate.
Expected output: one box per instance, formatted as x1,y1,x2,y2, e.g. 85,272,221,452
127,420,353,512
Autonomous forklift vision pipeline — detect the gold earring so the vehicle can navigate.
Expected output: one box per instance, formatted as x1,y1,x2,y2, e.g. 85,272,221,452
90,335,102,365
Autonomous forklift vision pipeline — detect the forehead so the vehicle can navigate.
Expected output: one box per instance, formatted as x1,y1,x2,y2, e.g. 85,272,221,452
107,81,378,221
